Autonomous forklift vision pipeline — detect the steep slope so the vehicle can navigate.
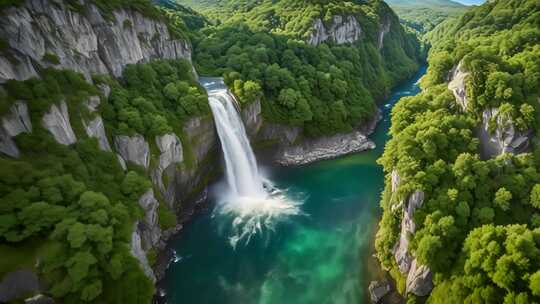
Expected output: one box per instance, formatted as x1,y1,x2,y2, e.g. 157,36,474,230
376,0,540,302
0,1,220,303
192,0,423,140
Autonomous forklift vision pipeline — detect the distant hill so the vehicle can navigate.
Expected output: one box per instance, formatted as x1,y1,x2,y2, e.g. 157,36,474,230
386,0,464,7
386,0,468,33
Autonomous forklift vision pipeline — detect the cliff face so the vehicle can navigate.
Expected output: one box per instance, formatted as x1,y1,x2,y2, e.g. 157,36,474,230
0,0,191,82
308,15,363,46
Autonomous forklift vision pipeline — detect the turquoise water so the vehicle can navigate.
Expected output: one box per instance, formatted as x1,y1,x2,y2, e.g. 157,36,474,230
164,66,426,304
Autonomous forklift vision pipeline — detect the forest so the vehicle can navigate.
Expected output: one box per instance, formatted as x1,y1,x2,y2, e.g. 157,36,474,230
376,0,540,302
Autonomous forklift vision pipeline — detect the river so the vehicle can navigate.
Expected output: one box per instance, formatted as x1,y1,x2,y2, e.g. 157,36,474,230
163,66,427,304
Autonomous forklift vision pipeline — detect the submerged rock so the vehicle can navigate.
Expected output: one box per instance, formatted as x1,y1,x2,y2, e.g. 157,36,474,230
308,15,363,46
42,101,77,145
369,280,391,303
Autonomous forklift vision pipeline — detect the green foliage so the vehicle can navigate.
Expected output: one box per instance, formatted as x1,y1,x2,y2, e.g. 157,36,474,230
43,53,60,65
195,15,421,135
102,59,209,137
158,203,177,230
376,0,540,302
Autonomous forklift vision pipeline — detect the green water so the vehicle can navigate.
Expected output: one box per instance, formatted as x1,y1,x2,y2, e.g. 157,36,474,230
163,66,426,304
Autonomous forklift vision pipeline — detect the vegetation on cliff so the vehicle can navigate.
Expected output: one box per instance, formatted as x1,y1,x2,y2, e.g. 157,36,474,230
376,0,540,302
186,0,422,136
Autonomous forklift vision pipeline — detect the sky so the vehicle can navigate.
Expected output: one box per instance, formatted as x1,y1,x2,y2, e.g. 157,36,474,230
453,0,486,5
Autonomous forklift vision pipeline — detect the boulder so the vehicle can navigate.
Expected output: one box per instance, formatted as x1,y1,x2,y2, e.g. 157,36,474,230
368,280,391,303
42,100,77,145
406,259,433,296
308,15,363,46
83,116,111,151
114,134,150,169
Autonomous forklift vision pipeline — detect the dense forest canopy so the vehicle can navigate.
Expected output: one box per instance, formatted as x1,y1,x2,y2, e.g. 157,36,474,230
376,0,540,302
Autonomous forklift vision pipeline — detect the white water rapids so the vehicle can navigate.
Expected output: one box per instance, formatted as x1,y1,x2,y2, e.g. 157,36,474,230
202,80,302,248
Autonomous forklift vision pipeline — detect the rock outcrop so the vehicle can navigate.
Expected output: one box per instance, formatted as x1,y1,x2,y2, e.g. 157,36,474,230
130,223,156,282
448,62,469,111
153,133,183,204
137,189,162,251
182,116,216,164
24,294,55,304
389,170,434,296
406,259,433,296
0,101,32,157
368,280,391,303
84,95,101,113
378,18,391,50
42,101,77,145
83,116,111,151
479,108,531,158
308,15,362,46
0,269,42,303
114,134,150,169
275,110,380,166
258,123,302,146
0,0,192,83
241,99,263,137
277,131,375,166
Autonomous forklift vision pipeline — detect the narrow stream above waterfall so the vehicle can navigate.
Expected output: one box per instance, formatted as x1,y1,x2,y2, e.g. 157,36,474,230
163,66,427,304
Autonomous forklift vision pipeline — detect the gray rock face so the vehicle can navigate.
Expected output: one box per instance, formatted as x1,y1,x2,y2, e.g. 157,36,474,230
0,269,41,303
2,101,32,136
130,223,156,282
275,110,380,166
116,153,127,171
394,190,424,274
0,0,192,83
183,116,216,164
42,101,77,145
137,189,162,250
308,15,362,46
258,123,301,146
368,280,391,303
83,116,111,151
448,62,469,111
378,18,391,50
277,131,375,166
406,259,433,296
114,134,150,169
84,95,101,113
156,133,183,172
479,108,531,158
0,101,32,157
24,294,55,304
242,99,263,137
97,83,111,99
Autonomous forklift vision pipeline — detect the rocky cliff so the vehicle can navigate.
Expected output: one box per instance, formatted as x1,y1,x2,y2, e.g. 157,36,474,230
0,0,192,82
308,15,363,46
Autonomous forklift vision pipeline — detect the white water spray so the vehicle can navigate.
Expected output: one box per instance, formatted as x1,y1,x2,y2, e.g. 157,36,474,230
201,78,302,248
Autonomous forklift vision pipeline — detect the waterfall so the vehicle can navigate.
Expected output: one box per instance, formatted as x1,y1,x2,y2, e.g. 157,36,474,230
208,90,265,198
201,78,303,248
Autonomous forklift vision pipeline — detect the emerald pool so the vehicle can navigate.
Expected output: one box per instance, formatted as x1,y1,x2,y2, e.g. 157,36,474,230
163,66,426,304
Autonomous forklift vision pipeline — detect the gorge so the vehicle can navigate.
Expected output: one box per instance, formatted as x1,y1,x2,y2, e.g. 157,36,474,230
0,0,538,303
